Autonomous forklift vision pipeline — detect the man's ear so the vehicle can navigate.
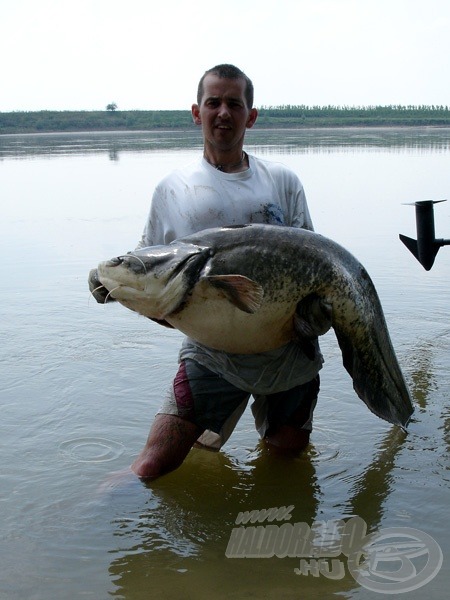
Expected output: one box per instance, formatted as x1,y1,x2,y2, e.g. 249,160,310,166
246,108,258,129
192,104,201,125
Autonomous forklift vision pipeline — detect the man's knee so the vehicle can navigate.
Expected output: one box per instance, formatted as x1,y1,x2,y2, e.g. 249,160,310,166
131,453,168,480
131,414,203,479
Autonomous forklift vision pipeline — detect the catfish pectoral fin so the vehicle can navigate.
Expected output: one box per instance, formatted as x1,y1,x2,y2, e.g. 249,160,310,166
205,274,264,313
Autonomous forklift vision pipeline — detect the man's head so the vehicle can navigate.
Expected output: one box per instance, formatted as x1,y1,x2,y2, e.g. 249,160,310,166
192,64,258,158
197,64,254,109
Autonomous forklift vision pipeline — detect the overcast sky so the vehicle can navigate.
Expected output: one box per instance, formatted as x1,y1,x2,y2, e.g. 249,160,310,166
2,0,449,112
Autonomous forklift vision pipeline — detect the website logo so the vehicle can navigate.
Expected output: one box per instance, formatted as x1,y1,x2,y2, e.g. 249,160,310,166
347,526,443,594
225,508,443,594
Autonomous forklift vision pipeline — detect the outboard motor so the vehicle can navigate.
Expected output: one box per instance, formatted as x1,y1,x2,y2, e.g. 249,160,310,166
399,200,450,270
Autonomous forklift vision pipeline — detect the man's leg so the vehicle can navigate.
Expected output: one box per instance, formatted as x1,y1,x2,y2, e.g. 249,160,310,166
264,419,311,452
131,414,204,479
131,359,249,479
258,376,320,453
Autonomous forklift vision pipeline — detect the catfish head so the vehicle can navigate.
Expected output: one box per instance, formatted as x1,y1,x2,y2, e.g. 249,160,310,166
97,242,212,319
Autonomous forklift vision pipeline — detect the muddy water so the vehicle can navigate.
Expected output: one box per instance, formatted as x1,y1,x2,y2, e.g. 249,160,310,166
0,129,449,599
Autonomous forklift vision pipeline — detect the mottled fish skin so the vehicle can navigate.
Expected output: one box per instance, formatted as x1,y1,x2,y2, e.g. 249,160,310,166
96,224,414,428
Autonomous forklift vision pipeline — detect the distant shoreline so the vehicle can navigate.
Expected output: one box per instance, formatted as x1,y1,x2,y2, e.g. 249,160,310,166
1,106,449,134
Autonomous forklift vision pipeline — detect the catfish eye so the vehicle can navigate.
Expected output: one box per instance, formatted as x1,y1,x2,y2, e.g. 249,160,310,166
105,257,123,267
122,255,148,274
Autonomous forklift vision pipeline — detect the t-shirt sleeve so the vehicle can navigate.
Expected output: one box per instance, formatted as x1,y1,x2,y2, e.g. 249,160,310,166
276,166,314,231
290,182,314,231
136,186,162,248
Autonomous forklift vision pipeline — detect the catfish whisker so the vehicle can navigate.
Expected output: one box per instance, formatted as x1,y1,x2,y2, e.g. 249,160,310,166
88,284,108,306
105,286,122,303
92,284,107,295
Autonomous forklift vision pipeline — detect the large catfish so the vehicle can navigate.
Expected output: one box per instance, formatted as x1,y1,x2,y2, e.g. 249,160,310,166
94,224,414,428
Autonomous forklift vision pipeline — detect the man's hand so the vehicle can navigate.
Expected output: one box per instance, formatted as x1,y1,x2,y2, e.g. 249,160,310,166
88,268,115,303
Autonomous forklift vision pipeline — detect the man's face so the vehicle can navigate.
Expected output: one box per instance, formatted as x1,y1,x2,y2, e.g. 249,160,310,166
192,74,258,153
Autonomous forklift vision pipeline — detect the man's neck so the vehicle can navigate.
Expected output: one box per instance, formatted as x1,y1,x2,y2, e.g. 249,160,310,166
203,150,249,173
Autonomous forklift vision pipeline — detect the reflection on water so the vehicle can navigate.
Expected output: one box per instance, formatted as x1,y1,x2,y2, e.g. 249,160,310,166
0,129,449,599
1,127,450,161
408,339,438,410
104,423,410,599
0,129,204,160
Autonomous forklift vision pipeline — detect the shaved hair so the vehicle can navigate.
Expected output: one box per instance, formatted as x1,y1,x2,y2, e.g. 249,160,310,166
197,64,254,108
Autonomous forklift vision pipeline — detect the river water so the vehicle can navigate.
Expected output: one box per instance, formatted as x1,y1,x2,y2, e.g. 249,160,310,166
0,128,449,599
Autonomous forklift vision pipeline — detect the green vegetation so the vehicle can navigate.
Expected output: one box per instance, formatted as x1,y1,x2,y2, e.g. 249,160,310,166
0,110,193,134
257,104,450,127
1,105,449,134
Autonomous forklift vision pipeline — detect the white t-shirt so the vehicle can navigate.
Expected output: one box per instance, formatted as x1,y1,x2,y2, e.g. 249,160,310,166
138,154,314,247
138,154,323,394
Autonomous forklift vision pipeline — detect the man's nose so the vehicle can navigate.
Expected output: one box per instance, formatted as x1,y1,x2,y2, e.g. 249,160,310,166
217,102,231,118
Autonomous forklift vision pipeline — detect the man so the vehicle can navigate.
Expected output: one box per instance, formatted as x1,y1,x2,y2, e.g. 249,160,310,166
90,64,323,480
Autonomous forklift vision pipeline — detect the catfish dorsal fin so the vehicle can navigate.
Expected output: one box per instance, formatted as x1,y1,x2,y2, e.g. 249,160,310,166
205,274,264,313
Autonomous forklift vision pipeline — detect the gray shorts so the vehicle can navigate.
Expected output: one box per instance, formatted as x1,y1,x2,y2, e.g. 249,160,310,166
158,359,320,451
